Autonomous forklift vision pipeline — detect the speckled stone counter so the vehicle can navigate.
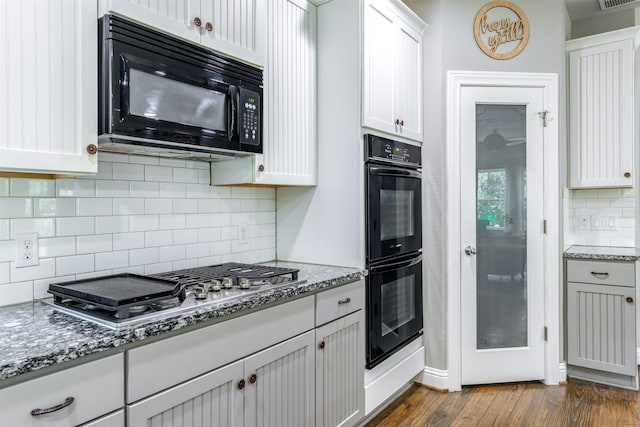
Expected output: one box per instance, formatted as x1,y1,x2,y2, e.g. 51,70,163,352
0,262,365,383
563,245,640,261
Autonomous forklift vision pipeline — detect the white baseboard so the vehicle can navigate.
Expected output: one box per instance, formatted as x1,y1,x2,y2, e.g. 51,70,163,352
636,347,640,365
558,362,567,383
416,366,449,391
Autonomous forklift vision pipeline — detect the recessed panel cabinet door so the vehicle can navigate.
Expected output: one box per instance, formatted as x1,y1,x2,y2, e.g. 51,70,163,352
244,331,316,427
0,0,97,174
394,22,422,142
568,37,635,188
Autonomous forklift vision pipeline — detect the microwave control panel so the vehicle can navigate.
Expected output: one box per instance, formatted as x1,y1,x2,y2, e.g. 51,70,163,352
239,89,260,146
365,134,421,167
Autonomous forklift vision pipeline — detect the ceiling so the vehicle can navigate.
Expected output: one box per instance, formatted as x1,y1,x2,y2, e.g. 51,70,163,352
565,0,639,21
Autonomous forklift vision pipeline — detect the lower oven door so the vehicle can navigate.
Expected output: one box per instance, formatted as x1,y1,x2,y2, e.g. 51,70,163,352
366,252,423,369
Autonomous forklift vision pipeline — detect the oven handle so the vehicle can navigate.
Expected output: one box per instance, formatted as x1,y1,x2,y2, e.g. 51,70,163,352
369,254,422,273
368,165,421,179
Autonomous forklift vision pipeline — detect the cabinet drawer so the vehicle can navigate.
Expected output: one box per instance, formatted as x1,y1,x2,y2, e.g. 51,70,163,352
566,260,635,287
316,280,365,326
0,355,124,427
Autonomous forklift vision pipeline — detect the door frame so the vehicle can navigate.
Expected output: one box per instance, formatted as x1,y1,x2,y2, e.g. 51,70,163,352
445,71,562,391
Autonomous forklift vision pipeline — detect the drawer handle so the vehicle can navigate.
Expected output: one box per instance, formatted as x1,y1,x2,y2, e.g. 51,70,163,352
31,397,75,416
338,298,351,305
590,271,609,278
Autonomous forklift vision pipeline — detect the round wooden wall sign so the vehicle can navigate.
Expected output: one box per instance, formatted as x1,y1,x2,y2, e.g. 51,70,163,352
474,1,529,60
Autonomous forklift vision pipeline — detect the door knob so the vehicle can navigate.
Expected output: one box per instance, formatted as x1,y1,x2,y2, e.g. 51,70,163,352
464,245,477,256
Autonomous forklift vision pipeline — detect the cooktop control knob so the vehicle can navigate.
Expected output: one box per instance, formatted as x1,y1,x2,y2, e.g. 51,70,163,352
194,283,209,299
239,278,251,289
222,277,234,289
209,280,221,292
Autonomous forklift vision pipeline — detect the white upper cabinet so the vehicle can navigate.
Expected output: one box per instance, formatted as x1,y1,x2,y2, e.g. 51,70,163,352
101,0,265,66
211,0,317,186
0,0,98,175
363,0,424,142
567,27,640,188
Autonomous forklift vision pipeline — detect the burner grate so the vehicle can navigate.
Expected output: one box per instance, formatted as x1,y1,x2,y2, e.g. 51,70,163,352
150,263,298,287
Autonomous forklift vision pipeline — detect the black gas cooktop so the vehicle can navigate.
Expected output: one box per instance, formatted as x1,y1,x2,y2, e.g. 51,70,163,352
46,263,302,329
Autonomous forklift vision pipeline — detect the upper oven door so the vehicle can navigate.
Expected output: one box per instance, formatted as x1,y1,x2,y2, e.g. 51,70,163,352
366,163,422,262
105,40,241,151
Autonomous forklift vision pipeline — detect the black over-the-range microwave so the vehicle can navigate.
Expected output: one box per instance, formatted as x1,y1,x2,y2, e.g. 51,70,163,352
98,14,262,157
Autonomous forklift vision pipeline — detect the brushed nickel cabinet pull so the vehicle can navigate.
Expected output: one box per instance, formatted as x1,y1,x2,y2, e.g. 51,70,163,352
590,271,609,278
338,298,351,305
31,397,75,416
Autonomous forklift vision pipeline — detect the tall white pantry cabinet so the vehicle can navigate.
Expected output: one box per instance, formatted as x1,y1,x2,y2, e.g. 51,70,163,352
567,26,640,189
0,0,98,175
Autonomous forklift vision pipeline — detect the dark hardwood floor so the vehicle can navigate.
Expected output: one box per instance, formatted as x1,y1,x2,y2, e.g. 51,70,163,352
366,379,640,426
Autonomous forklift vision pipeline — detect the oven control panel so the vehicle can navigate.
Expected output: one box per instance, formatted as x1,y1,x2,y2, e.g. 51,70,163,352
365,134,421,167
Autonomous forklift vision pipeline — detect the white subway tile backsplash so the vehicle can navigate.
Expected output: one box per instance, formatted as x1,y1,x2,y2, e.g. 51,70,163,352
0,198,33,218
96,180,130,198
145,199,173,214
623,208,636,218
159,246,186,262
572,189,598,199
11,218,55,238
77,234,113,254
145,165,173,183
113,163,145,181
56,179,95,198
10,259,55,282
0,178,8,197
56,254,95,276
95,251,129,271
0,220,9,240
39,237,76,258
596,189,622,198
130,215,160,232
130,247,159,266
0,282,33,306
0,155,275,306
610,198,635,208
96,216,129,234
10,179,55,197
113,232,145,250
159,214,186,230
145,230,172,247
173,229,198,245
77,198,113,216
113,198,145,215
35,198,76,217
173,199,198,214
131,181,160,198
57,217,94,236
159,183,186,199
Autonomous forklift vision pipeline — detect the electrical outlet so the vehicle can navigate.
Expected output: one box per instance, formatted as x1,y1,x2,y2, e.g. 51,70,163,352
238,223,249,245
15,232,39,268
577,215,590,231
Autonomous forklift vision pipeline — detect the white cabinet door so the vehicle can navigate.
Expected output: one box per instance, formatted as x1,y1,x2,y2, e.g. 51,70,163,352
568,32,636,188
210,0,317,186
362,0,396,136
0,0,97,175
315,310,365,427
80,410,124,427
127,360,244,427
244,330,316,427
101,0,264,66
362,0,424,142
101,0,199,43
200,0,265,66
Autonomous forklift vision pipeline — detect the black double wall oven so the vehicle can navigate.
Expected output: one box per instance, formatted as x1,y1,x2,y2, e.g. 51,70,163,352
365,134,423,369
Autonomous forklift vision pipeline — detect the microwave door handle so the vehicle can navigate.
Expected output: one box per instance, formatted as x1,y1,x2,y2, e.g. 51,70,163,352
228,85,239,141
368,166,421,179
370,254,423,273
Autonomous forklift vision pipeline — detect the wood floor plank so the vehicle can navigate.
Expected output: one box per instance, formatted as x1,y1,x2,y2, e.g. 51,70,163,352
366,378,640,427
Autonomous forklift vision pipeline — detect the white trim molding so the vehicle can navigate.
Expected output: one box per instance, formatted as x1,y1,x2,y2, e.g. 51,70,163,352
416,366,449,391
446,71,561,391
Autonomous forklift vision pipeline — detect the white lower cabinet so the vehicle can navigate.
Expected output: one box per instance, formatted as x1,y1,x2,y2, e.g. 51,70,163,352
80,410,125,427
315,310,365,427
0,355,124,427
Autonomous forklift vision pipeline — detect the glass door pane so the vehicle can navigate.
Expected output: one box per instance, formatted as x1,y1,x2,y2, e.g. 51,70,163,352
476,104,527,350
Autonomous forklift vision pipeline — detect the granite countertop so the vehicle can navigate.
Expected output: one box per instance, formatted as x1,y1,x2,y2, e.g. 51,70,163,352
0,262,366,383
563,245,640,261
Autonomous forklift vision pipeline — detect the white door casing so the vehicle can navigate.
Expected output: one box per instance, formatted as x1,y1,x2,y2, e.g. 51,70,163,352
460,86,544,384
446,71,561,391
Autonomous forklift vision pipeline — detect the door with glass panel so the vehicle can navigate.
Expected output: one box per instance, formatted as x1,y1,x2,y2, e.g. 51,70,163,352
460,86,545,384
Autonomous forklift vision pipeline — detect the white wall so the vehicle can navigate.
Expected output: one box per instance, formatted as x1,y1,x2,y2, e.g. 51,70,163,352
404,0,566,371
0,153,276,306
571,7,638,38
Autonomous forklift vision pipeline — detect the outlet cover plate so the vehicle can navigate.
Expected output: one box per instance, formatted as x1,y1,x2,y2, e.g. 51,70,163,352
15,232,39,268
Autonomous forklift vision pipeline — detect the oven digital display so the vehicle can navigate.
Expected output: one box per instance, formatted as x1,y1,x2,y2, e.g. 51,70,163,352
380,189,415,241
